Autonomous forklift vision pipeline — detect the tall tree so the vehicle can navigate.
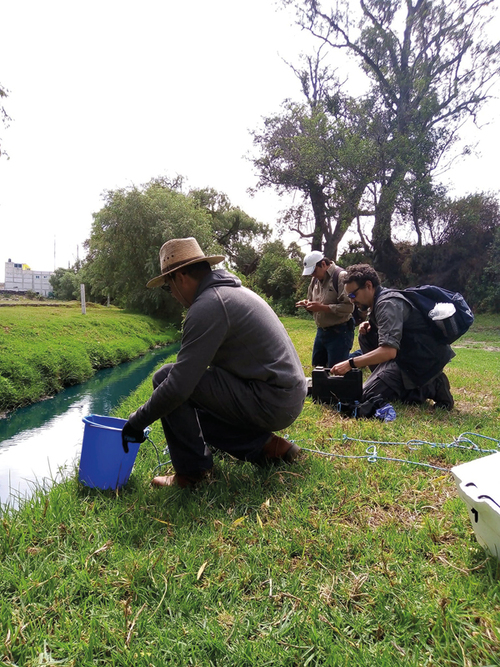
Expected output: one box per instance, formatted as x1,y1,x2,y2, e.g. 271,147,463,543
83,179,218,318
251,50,379,259
286,0,500,280
82,179,268,316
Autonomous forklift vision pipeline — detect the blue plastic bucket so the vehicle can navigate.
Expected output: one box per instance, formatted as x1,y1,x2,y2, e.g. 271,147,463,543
79,415,141,490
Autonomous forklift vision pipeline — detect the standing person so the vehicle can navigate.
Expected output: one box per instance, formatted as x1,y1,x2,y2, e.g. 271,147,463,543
121,237,308,488
331,264,455,409
296,251,355,367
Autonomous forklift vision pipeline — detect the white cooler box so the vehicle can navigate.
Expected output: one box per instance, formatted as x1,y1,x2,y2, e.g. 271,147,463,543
451,452,500,559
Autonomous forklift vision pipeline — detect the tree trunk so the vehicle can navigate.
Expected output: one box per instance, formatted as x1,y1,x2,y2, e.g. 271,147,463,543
309,182,327,251
324,181,369,259
356,214,371,254
323,236,338,260
372,176,403,283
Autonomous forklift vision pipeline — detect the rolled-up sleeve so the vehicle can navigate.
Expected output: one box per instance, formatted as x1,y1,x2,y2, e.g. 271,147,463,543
375,298,406,349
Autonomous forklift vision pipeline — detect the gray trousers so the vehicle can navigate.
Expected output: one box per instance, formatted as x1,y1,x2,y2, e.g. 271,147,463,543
153,364,303,475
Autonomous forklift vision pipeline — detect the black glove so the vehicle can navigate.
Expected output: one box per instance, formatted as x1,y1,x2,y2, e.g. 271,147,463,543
121,420,146,453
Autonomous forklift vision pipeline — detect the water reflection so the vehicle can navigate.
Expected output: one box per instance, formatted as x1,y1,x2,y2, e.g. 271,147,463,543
0,344,179,510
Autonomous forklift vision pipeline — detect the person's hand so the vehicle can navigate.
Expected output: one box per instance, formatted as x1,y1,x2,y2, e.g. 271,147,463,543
121,420,146,453
304,300,324,313
331,360,351,376
358,321,371,335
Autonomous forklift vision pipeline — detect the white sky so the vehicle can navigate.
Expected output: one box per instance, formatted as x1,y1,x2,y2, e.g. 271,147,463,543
1,0,499,283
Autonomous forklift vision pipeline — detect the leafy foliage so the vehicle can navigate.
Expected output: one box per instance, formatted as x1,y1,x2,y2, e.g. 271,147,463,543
251,51,378,259
471,226,500,312
49,267,81,300
337,240,373,268
189,187,271,274
247,240,306,314
83,179,214,319
387,192,500,309
286,0,500,279
337,192,500,313
81,178,267,318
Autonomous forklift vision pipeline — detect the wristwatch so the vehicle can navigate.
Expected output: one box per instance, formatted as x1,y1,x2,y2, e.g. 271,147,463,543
348,357,357,369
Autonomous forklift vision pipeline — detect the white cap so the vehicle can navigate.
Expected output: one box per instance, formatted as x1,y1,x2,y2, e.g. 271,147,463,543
302,250,325,276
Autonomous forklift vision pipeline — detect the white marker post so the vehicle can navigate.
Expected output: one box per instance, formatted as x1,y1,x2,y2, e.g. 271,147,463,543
80,283,86,315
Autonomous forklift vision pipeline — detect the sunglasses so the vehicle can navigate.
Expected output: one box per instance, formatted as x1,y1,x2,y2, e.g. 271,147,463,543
347,286,362,300
160,273,177,294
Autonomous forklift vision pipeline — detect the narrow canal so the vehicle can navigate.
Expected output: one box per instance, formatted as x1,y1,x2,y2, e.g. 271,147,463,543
0,344,179,509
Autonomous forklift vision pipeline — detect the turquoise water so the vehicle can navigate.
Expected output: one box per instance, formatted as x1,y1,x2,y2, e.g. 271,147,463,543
0,344,179,509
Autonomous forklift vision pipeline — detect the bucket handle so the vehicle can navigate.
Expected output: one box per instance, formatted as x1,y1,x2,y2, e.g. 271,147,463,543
82,414,127,433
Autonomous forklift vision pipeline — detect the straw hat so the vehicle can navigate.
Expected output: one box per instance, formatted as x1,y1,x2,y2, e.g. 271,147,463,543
146,237,225,288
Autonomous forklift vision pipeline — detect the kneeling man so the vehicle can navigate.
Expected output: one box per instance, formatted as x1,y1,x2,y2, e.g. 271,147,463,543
331,264,455,409
122,237,307,487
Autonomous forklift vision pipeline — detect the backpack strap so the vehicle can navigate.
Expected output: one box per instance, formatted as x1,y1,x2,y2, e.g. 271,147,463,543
331,266,343,293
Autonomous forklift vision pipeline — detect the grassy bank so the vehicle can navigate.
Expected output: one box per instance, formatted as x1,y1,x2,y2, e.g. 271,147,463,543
0,303,179,413
1,315,499,665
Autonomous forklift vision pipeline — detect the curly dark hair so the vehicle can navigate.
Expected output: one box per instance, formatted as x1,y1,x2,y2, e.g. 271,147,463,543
345,264,380,288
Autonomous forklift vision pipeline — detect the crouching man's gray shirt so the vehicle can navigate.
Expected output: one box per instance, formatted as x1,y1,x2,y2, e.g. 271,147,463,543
129,270,307,430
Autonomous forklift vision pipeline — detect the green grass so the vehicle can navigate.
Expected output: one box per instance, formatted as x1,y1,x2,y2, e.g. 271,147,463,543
454,314,500,348
1,315,499,665
0,303,180,412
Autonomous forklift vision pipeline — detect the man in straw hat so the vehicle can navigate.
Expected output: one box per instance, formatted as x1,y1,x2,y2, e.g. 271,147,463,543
121,237,308,488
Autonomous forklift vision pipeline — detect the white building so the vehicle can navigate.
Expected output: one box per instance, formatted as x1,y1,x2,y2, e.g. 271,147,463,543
4,259,54,297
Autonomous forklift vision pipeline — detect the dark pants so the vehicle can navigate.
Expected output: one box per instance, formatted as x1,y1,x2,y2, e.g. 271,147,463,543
153,364,303,475
312,320,355,368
